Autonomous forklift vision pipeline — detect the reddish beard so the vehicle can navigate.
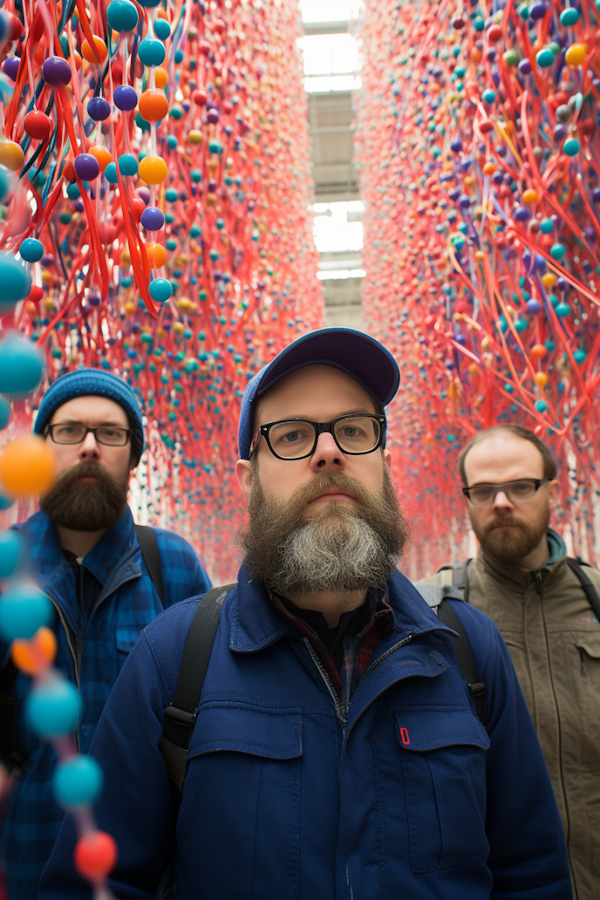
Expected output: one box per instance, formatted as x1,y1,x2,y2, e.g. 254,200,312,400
474,509,550,564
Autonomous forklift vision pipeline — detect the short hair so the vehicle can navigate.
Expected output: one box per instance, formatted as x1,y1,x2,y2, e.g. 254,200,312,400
458,425,558,486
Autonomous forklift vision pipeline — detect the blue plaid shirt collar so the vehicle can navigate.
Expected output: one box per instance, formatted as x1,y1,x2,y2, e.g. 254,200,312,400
17,507,137,589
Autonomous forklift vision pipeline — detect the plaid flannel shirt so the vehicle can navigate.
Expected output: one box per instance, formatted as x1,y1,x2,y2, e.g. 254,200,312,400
0,507,211,900
271,589,394,713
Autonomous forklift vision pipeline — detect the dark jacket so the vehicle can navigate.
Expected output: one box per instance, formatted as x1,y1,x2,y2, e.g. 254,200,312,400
39,564,570,899
424,528,600,900
0,507,211,899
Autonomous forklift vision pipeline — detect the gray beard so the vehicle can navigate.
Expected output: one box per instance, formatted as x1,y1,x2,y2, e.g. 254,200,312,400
241,468,410,597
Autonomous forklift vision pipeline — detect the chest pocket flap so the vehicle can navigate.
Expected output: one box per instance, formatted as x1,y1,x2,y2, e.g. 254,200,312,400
189,702,303,759
576,636,600,659
394,705,490,752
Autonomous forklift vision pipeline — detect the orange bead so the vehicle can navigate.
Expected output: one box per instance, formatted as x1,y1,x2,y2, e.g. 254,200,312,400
535,372,548,388
145,241,167,268
482,161,497,176
541,272,557,289
138,155,167,185
89,145,112,173
154,67,168,89
81,36,108,64
0,436,56,497
11,626,57,676
522,189,538,204
0,140,25,171
531,343,548,359
138,89,169,122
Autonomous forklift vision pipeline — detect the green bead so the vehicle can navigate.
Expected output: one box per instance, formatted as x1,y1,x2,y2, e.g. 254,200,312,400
503,48,520,66
536,48,555,67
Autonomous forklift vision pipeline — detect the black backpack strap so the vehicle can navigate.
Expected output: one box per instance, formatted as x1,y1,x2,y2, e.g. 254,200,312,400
134,524,165,608
437,598,486,725
566,557,600,622
0,659,27,774
161,583,236,811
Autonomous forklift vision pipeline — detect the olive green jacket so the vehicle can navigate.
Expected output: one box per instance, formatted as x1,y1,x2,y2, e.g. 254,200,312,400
422,529,600,900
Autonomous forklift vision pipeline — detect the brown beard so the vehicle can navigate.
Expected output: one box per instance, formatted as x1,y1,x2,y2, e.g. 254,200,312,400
240,467,410,597
474,508,550,564
39,461,129,532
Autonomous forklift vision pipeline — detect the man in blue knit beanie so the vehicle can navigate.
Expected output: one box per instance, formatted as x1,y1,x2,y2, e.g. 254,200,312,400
0,368,212,900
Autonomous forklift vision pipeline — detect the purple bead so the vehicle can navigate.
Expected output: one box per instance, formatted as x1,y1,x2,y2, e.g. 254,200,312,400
518,58,531,75
136,186,150,205
87,97,111,121
557,277,569,292
513,206,531,222
529,1,547,18
585,226,596,242
3,57,20,81
526,299,542,314
554,124,567,142
113,85,138,111
74,154,100,181
88,293,101,307
455,333,467,345
593,188,600,203
535,254,547,272
42,57,72,87
140,206,165,231
41,254,55,267
458,194,471,208
74,200,84,212
492,170,504,185
486,48,496,60
449,188,461,201
207,108,220,124
208,179,218,192
178,189,187,202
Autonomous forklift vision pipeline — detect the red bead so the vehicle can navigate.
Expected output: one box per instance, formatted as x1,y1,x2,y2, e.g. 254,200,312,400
487,24,503,42
23,111,52,141
74,831,118,880
192,89,208,106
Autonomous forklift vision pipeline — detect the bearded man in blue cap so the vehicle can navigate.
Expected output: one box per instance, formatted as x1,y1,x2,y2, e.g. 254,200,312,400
0,368,211,899
40,330,570,900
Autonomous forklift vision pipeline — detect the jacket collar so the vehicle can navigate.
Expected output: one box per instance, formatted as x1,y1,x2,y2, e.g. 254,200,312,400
16,507,137,590
479,527,568,586
228,563,456,654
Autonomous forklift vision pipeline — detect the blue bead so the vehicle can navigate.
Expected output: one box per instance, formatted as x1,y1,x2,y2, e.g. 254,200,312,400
0,252,31,305
154,18,171,40
113,84,138,111
19,238,43,263
26,679,81,739
104,162,118,184
149,278,172,303
106,0,139,32
0,585,51,641
138,37,166,67
118,153,138,176
0,531,23,579
53,756,104,808
0,333,44,397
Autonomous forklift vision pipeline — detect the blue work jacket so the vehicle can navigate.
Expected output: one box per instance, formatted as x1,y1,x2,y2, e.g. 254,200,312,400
40,565,571,900
0,507,211,900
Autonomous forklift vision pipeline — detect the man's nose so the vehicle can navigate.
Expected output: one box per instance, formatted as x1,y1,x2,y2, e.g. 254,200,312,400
78,431,100,460
492,490,513,511
310,431,346,472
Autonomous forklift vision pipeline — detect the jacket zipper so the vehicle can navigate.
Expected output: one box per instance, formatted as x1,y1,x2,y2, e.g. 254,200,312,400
303,637,347,725
47,594,81,751
303,633,415,725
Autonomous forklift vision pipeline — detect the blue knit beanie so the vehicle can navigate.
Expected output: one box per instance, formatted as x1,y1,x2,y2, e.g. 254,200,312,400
34,369,144,462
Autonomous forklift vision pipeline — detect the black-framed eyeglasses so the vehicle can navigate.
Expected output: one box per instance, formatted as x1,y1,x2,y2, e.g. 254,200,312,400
462,478,549,507
45,423,132,447
250,414,387,461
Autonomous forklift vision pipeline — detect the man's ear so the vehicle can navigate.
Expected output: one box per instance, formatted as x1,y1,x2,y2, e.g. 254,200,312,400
548,479,560,511
384,448,392,468
236,459,253,496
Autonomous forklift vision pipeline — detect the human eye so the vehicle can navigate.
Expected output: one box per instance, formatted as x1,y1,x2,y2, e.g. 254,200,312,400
470,485,493,503
512,480,535,496
55,424,81,438
269,421,313,455
278,423,311,444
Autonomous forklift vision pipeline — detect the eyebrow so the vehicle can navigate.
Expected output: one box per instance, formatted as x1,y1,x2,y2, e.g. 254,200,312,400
51,419,128,427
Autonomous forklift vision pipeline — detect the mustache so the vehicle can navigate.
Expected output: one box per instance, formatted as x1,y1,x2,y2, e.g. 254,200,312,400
284,471,377,513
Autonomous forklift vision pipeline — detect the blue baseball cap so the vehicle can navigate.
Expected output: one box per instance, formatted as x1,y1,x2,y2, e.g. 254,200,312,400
34,369,144,463
238,327,400,459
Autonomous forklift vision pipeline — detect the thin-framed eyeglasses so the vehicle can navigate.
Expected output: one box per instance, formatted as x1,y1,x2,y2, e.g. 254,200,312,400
45,423,132,447
250,414,387,461
462,478,549,507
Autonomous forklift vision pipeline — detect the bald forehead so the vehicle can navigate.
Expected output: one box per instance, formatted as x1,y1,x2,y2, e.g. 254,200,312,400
464,432,545,484
255,364,379,425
